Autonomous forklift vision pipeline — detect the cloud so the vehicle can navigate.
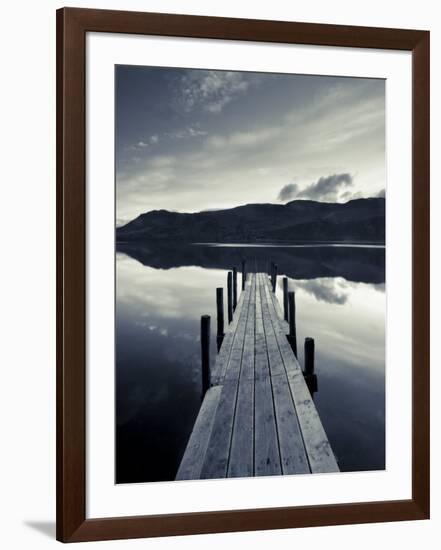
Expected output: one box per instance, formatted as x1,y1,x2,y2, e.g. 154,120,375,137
117,76,385,221
179,70,251,114
149,155,175,169
278,183,299,201
295,278,351,305
376,188,386,198
188,127,207,137
135,135,159,148
298,173,353,201
167,127,208,139
277,173,354,203
340,190,363,201
206,127,278,151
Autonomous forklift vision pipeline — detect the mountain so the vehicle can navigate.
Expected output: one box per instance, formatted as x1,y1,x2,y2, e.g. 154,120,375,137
116,198,385,244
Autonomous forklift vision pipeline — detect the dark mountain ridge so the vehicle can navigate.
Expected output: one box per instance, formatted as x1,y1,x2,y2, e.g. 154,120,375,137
116,197,385,244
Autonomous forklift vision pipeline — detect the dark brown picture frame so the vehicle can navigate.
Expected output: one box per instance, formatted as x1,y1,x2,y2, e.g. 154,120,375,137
56,7,430,543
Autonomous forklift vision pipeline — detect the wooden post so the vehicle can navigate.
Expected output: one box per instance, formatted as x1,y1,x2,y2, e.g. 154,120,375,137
283,277,289,321
216,288,224,351
241,260,246,290
201,315,211,395
304,337,315,375
304,337,317,397
272,263,278,292
232,267,237,310
227,271,233,324
287,291,297,357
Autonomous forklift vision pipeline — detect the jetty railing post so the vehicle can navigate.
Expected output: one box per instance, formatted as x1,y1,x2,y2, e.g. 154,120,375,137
303,337,318,397
232,267,237,310
272,263,278,292
201,315,211,395
287,291,297,357
283,277,289,321
304,337,315,375
227,271,233,324
241,260,246,291
216,288,224,352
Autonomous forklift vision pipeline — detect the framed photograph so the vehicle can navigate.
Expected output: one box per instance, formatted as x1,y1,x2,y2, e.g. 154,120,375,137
56,7,430,542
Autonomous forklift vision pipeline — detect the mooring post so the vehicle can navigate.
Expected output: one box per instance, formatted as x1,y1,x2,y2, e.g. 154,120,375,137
283,277,289,321
232,267,238,310
241,260,246,291
216,288,224,352
304,337,315,375
272,263,278,292
227,271,233,324
303,337,317,396
201,315,211,395
287,291,297,357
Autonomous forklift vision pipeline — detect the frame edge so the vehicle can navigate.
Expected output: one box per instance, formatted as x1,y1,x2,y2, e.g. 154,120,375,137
56,7,430,542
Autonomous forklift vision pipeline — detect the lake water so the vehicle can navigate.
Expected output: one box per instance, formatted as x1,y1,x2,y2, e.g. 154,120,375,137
116,243,385,483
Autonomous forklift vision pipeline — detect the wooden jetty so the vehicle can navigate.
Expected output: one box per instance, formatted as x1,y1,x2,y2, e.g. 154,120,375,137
176,271,339,480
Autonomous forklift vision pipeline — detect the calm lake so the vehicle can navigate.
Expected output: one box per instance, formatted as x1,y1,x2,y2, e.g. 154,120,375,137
116,243,385,484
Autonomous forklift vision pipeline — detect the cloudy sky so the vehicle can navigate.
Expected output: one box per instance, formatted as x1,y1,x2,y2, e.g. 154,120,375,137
116,66,385,225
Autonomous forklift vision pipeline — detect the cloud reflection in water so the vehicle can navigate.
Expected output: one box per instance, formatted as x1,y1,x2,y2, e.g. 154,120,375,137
117,248,385,483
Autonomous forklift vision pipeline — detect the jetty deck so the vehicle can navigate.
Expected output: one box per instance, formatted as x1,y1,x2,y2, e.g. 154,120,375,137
176,272,339,480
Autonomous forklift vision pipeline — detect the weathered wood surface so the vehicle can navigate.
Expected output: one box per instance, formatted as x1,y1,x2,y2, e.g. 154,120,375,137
175,385,223,480
176,272,339,481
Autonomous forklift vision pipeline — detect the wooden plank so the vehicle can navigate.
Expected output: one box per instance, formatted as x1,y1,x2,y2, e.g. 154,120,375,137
224,274,254,381
227,379,254,478
200,379,239,479
264,274,286,325
261,275,340,473
210,280,248,385
228,275,256,478
199,277,253,479
254,375,282,476
271,373,310,474
178,272,338,481
259,275,285,378
254,279,281,475
254,278,270,381
258,274,310,474
262,275,300,381
175,386,223,480
286,368,340,473
240,273,256,381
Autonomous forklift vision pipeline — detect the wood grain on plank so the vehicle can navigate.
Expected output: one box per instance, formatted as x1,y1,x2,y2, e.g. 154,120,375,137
254,274,282,475
175,385,223,480
262,276,339,473
211,279,248,385
228,275,256,477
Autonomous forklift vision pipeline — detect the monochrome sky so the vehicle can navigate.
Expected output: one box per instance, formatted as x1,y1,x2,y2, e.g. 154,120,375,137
116,65,385,225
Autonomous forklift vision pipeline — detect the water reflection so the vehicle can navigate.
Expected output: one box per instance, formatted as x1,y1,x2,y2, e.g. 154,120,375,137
117,242,385,284
116,244,385,483
290,278,353,305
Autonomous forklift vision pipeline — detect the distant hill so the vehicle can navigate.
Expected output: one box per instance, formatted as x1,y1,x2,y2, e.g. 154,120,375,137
116,198,385,244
